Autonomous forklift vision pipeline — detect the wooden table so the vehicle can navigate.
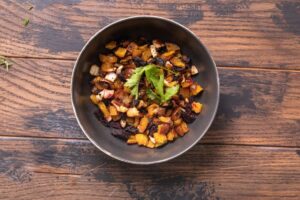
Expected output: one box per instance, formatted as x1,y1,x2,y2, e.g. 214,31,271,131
0,1,299,199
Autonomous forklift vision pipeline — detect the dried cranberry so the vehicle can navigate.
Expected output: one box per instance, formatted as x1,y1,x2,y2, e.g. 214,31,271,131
94,111,110,127
109,121,122,129
132,99,139,107
133,57,147,67
181,103,197,123
148,121,158,136
157,46,167,54
150,57,165,66
111,129,130,140
124,125,138,134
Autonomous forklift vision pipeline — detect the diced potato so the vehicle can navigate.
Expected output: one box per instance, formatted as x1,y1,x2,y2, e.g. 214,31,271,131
157,124,170,135
127,107,140,117
174,118,182,126
179,87,190,98
127,135,137,144
90,94,99,105
101,62,115,72
192,102,203,113
159,116,171,123
135,134,148,146
142,48,152,61
99,54,118,63
127,42,138,52
98,102,111,122
171,107,181,121
89,64,99,76
146,140,155,148
114,47,127,58
132,49,142,57
153,132,167,146
137,116,149,133
190,83,203,96
175,122,189,136
167,129,176,141
170,57,185,68
147,103,159,117
105,41,117,50
166,42,180,51
160,50,175,60
109,105,118,116
181,78,193,88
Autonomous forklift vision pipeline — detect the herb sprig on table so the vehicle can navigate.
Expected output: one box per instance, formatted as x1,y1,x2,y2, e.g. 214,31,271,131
124,64,179,103
0,56,13,71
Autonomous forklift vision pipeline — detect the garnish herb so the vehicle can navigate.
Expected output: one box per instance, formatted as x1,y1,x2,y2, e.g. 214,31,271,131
0,56,13,71
23,18,30,26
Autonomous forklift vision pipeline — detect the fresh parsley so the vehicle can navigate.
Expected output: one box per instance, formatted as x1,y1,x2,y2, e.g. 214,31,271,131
23,18,30,26
124,64,179,103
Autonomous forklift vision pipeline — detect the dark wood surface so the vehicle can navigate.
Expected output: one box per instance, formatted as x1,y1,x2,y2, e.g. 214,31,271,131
0,1,299,199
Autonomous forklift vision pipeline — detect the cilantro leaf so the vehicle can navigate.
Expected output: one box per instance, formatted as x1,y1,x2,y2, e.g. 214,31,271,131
162,84,179,102
145,66,164,97
146,88,160,102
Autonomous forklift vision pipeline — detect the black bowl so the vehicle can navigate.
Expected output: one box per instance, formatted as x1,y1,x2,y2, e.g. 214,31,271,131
71,16,219,164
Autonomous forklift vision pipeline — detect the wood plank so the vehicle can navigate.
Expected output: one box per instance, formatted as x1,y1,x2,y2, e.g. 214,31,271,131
0,0,299,69
0,137,299,200
0,58,299,146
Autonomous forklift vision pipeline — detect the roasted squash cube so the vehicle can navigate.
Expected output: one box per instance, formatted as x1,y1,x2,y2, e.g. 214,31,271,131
192,102,203,113
114,47,127,58
105,41,117,50
135,134,148,146
190,83,203,96
137,116,149,133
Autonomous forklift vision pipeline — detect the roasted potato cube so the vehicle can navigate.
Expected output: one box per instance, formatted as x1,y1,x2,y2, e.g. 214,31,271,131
90,94,99,105
146,140,155,148
105,41,117,50
99,54,118,63
157,124,170,135
159,116,171,123
153,132,167,146
127,135,137,144
175,121,189,136
160,50,175,60
170,57,185,68
101,62,115,72
132,49,142,57
192,102,203,113
142,48,152,61
147,103,159,117
127,107,140,117
190,83,203,96
127,42,138,52
137,116,149,133
174,118,182,126
167,129,176,141
135,134,148,146
181,78,193,88
179,87,190,98
166,42,180,51
109,105,118,116
98,102,111,122
114,47,127,58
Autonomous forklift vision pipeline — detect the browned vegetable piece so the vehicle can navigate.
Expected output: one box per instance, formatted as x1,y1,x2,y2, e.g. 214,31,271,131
175,121,189,136
127,42,138,52
157,107,166,116
133,117,140,127
123,68,135,79
152,39,165,49
98,102,111,122
160,50,175,60
165,109,173,117
127,107,140,117
174,118,182,126
112,79,123,89
114,47,127,58
159,116,171,123
190,83,203,96
181,78,193,88
137,116,149,133
142,48,152,61
146,140,155,148
90,94,99,105
171,107,181,121
139,44,148,51
170,57,185,68
192,102,203,113
135,134,148,146
127,135,137,144
164,80,178,87
109,105,118,116
153,132,167,146
126,117,135,126
101,62,115,72
137,100,147,109
105,41,117,50
167,129,176,141
179,87,190,98
132,49,142,57
147,103,159,117
99,54,118,63
112,115,121,121
120,56,132,64
157,124,170,135
166,42,180,51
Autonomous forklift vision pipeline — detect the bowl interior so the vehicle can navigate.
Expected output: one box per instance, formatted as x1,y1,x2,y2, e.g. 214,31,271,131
72,17,219,164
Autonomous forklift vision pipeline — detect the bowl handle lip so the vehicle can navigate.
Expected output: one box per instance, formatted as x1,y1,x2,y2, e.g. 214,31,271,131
70,15,220,165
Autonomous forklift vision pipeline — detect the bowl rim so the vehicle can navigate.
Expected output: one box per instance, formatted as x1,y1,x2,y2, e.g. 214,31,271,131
71,15,220,165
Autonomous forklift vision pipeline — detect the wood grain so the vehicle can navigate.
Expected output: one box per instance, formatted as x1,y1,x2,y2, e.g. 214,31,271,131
0,58,299,146
0,0,299,69
0,137,299,200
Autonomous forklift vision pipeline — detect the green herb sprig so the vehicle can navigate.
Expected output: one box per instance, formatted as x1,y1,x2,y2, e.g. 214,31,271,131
0,56,13,71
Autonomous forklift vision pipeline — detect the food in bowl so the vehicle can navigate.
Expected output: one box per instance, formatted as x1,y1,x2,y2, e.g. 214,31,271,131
89,37,204,148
